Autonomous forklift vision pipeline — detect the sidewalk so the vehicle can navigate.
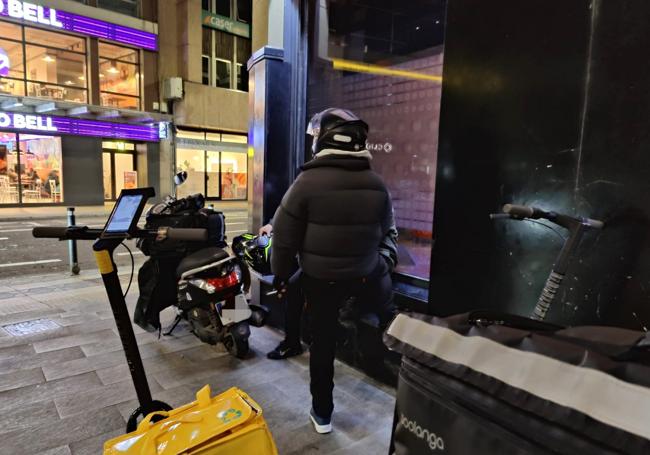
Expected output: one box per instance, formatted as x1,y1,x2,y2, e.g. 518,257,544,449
0,269,394,454
0,200,249,222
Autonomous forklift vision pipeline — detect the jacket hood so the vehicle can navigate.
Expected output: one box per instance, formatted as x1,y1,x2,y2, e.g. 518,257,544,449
302,154,372,172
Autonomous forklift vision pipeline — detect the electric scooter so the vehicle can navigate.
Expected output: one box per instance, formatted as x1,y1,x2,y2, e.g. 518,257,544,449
32,187,208,432
490,204,604,320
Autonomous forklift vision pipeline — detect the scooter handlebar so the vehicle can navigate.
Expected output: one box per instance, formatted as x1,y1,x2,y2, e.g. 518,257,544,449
33,227,69,239
503,204,536,218
583,218,605,229
164,227,208,242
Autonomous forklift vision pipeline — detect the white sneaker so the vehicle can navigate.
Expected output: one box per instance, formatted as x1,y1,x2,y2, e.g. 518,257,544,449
310,408,332,434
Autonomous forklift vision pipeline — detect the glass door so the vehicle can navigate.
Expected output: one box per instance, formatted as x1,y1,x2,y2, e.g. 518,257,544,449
102,142,136,200
206,151,220,199
102,152,112,200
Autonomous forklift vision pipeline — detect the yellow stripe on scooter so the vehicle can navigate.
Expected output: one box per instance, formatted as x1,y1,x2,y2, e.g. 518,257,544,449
94,250,114,274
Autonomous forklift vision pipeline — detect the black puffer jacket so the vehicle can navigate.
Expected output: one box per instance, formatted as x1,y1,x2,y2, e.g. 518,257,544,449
271,154,393,281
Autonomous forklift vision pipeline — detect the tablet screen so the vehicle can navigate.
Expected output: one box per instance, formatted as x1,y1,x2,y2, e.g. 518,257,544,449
105,194,143,233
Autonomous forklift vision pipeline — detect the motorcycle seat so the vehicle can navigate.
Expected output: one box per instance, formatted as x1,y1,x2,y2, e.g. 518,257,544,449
177,247,230,278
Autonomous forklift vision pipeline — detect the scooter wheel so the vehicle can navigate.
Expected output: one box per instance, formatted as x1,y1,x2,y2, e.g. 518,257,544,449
224,333,249,359
125,400,173,433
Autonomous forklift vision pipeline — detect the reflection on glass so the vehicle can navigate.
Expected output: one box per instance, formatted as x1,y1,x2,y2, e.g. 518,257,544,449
0,38,24,79
114,153,135,196
25,27,86,53
97,0,140,18
0,21,21,41
177,130,205,140
0,133,18,204
221,152,247,200
306,0,445,279
100,92,139,110
216,60,231,88
99,42,140,109
176,149,205,198
19,135,63,204
0,77,25,97
28,82,86,103
103,152,112,200
206,151,220,198
26,45,87,88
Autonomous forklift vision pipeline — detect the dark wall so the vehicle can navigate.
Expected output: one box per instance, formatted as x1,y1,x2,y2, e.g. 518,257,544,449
430,0,594,324
62,136,104,206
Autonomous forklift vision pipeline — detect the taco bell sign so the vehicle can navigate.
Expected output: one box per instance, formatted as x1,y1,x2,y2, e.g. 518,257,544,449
0,113,57,131
0,0,157,51
0,0,63,27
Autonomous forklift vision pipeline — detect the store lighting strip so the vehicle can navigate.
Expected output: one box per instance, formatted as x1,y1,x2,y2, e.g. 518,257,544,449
331,58,442,83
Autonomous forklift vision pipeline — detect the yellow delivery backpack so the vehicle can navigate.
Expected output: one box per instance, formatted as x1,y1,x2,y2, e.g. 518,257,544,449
104,385,278,454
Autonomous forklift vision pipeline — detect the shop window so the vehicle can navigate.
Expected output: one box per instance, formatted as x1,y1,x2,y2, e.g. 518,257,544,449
97,0,141,18
306,0,446,281
0,21,89,103
99,42,141,110
176,130,248,200
0,133,63,205
202,0,252,91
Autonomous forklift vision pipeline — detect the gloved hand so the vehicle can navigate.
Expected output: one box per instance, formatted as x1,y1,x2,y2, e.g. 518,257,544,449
273,275,288,299
259,224,273,236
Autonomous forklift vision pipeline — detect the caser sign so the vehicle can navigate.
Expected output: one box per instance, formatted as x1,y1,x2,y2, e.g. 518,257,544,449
0,113,57,132
0,0,63,28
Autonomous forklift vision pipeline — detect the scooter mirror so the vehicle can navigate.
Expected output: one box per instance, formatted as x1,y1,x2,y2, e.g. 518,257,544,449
174,171,187,186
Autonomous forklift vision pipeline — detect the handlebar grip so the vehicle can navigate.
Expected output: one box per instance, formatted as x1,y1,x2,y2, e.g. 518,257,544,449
33,227,69,238
165,228,208,242
503,204,535,218
583,218,604,229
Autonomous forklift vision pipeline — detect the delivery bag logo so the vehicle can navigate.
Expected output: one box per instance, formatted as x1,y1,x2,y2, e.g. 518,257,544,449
400,413,445,451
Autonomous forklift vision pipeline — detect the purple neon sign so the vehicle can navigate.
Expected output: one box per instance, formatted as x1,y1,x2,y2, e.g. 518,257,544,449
0,111,159,141
0,0,157,51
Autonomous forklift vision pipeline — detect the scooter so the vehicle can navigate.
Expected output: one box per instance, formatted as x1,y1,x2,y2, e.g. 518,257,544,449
490,204,604,320
137,178,265,359
32,188,199,431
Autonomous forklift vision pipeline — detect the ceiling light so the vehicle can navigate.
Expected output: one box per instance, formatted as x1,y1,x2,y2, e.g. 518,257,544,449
42,55,55,63
64,80,73,85
107,66,119,74
99,73,105,78
78,76,85,81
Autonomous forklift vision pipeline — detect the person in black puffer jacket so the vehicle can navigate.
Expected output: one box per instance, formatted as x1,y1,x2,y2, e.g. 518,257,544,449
271,108,395,435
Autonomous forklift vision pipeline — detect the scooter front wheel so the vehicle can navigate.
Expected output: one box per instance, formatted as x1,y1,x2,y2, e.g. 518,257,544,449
126,400,173,433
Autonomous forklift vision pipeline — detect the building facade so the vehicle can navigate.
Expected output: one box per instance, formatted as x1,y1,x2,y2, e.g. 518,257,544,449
0,0,169,207
157,0,252,203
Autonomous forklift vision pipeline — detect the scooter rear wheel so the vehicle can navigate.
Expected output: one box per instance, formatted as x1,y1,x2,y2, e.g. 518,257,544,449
224,333,249,359
126,400,173,433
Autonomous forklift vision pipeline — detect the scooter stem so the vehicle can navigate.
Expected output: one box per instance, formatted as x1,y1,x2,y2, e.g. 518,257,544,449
93,238,153,407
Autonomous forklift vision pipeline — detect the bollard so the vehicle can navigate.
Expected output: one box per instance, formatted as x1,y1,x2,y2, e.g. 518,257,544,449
67,207,80,275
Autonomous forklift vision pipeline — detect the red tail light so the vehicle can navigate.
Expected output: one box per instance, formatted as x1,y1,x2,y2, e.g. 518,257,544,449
206,271,239,291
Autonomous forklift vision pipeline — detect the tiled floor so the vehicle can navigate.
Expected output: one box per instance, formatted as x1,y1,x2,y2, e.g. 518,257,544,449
0,268,395,454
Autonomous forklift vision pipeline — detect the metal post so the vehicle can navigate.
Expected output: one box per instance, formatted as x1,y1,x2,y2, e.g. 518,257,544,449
67,207,80,275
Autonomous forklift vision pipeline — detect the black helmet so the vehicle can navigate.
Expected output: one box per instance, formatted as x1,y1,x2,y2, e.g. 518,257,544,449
232,233,273,276
307,108,368,157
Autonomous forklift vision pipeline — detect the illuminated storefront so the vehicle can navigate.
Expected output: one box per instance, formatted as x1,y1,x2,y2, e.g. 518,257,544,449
0,0,163,206
175,129,248,201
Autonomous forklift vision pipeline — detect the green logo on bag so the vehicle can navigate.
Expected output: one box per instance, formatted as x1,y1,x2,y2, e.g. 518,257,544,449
219,408,242,424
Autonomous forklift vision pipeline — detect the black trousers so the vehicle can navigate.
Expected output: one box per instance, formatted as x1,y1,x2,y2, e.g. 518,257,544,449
283,268,304,346
301,258,394,418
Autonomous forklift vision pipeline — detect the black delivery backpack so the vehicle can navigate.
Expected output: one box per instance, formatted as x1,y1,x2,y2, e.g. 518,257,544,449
384,311,650,454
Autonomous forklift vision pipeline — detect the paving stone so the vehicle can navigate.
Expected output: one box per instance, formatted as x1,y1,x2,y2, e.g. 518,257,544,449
95,350,192,385
36,446,72,455
0,342,35,360
329,427,393,455
42,349,127,381
33,328,117,353
0,405,125,455
0,400,60,436
0,367,44,392
0,296,51,316
274,421,356,455
0,372,102,410
54,378,163,418
69,429,122,455
1,346,85,375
